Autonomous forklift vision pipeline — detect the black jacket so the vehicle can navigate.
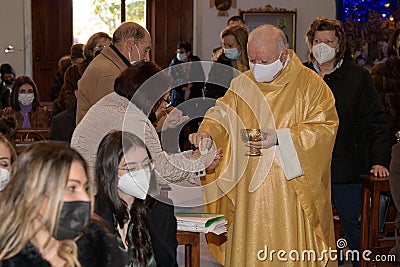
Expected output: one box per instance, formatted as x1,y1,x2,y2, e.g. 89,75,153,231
0,221,122,267
95,195,179,267
168,54,205,106
204,54,235,99
0,85,10,109
371,55,400,135
49,99,76,143
304,61,391,183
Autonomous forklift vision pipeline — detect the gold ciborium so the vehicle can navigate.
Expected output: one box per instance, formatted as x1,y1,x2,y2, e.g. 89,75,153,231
240,129,266,156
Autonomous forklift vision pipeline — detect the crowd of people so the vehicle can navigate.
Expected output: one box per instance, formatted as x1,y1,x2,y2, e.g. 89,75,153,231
0,14,398,267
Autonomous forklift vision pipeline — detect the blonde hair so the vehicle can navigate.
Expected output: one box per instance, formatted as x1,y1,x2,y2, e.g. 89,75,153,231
0,133,16,165
220,24,249,70
0,141,93,266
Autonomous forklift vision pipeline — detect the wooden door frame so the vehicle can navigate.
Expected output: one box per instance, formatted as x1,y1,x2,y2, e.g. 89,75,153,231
31,0,72,103
147,0,194,69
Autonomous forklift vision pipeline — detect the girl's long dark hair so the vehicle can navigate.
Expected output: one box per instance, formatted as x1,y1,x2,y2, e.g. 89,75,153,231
95,130,155,266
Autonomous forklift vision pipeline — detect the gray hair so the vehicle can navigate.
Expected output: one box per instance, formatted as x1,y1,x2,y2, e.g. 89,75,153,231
249,24,288,52
113,22,146,45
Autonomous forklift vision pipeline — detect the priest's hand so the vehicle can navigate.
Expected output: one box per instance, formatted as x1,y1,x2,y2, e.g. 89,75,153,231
246,128,277,149
189,131,213,152
199,148,223,172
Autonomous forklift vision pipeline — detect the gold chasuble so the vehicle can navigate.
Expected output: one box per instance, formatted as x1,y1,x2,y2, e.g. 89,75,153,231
199,50,339,266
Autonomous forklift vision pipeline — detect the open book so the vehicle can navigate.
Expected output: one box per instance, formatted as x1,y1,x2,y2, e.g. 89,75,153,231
175,212,227,235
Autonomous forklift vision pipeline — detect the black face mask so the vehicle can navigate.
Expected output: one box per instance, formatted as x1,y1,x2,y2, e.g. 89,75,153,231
4,78,14,86
53,201,90,240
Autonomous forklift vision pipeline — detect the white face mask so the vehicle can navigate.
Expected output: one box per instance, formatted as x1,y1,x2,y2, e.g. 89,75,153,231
18,93,34,106
117,168,151,200
177,53,187,62
249,51,284,83
128,44,141,65
0,168,10,191
312,43,336,65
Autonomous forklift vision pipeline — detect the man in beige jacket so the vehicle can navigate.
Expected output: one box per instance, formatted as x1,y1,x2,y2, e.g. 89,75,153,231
76,21,152,125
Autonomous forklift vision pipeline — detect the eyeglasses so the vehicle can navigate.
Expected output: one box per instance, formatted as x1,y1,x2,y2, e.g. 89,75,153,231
162,96,171,108
119,160,154,172
93,45,106,51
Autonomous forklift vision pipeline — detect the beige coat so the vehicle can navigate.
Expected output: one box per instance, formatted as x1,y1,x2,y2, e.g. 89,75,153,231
76,46,129,125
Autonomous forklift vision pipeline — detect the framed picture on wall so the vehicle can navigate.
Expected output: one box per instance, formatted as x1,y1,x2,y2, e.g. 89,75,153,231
239,5,297,50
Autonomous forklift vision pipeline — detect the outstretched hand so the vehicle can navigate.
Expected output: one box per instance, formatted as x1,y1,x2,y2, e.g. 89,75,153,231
189,131,222,173
161,107,189,130
200,148,223,172
189,131,213,151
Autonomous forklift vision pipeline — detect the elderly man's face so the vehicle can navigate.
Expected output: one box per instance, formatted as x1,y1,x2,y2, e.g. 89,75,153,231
247,37,282,65
135,32,152,62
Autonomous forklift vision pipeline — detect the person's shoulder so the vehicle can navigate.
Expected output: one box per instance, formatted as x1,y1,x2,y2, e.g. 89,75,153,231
99,46,117,58
2,242,50,266
77,220,122,267
91,92,121,107
169,57,179,65
77,60,90,75
289,61,329,92
0,84,8,93
52,107,73,124
371,59,392,75
94,194,113,216
302,61,314,70
190,55,201,61
51,109,65,124
295,61,321,81
148,196,175,220
154,195,174,206
82,49,119,75
341,61,370,76
83,55,108,73
216,54,232,65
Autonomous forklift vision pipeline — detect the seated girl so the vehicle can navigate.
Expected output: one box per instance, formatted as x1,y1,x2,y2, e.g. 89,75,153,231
2,76,50,128
95,130,178,267
0,141,122,267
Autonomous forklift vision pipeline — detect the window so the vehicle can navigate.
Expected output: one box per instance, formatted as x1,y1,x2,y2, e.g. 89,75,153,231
73,0,146,43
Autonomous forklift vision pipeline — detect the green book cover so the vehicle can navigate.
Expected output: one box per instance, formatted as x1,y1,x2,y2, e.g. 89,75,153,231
175,212,225,227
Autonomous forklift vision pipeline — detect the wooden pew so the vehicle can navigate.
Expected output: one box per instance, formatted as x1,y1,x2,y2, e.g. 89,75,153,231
14,127,51,153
